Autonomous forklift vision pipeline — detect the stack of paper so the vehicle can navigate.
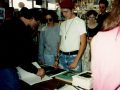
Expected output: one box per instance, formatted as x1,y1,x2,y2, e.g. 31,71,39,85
72,71,92,90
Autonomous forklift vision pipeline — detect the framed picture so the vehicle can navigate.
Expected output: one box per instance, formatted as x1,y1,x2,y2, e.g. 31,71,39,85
0,7,5,20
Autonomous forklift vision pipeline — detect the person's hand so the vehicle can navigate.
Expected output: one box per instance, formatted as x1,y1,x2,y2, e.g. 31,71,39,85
36,68,45,79
69,62,77,69
53,60,59,68
69,60,78,69
53,57,59,68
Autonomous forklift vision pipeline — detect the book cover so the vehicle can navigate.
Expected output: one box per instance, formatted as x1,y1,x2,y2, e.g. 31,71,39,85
79,71,91,78
40,65,67,77
55,70,79,83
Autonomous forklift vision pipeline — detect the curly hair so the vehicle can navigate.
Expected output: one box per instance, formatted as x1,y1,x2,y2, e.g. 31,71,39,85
44,10,58,23
86,10,98,18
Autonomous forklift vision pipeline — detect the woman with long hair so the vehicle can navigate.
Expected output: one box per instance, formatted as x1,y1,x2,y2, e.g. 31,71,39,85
38,10,60,66
91,0,120,89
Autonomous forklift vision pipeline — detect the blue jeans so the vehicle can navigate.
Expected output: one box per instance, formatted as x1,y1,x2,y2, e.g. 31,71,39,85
44,54,55,66
0,68,20,90
59,54,82,72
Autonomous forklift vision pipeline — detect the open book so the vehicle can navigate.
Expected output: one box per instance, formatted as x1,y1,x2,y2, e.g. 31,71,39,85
17,62,67,85
16,62,52,85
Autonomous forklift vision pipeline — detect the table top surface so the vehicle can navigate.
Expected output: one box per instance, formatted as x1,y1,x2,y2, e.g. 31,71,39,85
20,78,71,90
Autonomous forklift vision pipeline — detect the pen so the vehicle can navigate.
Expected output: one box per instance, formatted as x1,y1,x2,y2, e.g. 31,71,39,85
41,76,44,80
41,77,42,80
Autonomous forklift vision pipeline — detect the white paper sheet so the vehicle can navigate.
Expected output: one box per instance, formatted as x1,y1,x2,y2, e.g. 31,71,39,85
16,62,52,85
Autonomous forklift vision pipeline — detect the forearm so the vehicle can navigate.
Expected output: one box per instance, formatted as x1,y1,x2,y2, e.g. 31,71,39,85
54,39,61,67
56,37,61,58
75,44,86,63
74,33,87,63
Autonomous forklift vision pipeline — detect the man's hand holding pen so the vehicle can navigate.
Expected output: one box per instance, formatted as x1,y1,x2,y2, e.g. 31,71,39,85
36,68,45,80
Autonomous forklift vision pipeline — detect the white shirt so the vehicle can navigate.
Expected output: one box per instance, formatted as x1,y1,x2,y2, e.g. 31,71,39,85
60,17,86,52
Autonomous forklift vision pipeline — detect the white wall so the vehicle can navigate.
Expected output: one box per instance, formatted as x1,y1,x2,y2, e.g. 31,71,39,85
9,0,41,10
9,0,57,10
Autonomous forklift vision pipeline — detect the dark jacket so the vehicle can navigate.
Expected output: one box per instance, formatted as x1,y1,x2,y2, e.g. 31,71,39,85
97,12,110,28
0,17,38,74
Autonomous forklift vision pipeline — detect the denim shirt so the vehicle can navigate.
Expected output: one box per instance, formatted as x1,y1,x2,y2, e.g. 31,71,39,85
38,24,60,60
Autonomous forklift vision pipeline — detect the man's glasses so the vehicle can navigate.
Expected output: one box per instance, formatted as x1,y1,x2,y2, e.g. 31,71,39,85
46,18,53,22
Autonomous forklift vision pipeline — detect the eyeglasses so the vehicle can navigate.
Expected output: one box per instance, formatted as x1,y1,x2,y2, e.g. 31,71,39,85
89,16,95,18
46,18,53,22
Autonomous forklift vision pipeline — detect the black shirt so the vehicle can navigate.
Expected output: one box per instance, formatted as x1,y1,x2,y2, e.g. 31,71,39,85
0,17,38,74
97,12,110,28
87,24,101,37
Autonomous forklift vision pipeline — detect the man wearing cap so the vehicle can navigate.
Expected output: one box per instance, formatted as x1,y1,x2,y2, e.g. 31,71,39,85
56,0,87,72
0,8,45,90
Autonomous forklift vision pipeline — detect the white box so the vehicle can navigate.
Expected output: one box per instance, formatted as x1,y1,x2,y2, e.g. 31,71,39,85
72,71,92,90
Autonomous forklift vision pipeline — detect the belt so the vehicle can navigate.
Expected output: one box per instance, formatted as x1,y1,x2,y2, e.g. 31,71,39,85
60,50,78,55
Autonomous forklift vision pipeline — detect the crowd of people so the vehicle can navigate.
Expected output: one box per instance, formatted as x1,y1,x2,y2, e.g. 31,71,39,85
1,0,120,89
